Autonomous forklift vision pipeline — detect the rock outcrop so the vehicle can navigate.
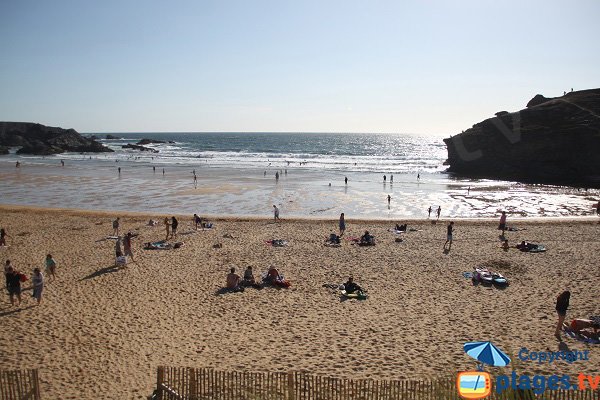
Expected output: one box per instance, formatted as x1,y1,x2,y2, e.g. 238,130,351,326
106,134,120,139
137,138,165,145
122,143,159,153
0,122,113,155
444,89,600,188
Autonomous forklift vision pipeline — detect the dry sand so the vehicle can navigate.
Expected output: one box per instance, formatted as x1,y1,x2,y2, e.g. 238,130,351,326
0,206,598,399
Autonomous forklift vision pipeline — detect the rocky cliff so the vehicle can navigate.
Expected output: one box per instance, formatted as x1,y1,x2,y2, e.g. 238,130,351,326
443,89,600,188
0,122,113,155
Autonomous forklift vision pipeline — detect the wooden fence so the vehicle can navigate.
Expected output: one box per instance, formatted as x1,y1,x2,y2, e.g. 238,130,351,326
152,367,600,400
0,369,41,400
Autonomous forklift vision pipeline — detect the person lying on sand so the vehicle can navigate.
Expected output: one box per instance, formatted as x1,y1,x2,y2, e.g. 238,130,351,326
226,267,244,292
516,241,537,251
570,319,600,334
326,232,341,244
342,276,363,294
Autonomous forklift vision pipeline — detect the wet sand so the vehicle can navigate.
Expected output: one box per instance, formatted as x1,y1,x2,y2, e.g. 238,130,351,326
0,206,599,399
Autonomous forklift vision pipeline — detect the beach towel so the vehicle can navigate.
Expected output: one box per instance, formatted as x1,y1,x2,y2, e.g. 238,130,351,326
324,242,342,247
144,241,172,250
563,324,600,344
388,229,406,235
266,239,288,247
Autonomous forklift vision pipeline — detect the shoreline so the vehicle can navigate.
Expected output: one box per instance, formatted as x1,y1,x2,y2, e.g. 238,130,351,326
1,203,598,223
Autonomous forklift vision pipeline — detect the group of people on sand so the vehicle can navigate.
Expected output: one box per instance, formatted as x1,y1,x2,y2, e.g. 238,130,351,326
4,254,57,306
555,290,599,341
224,266,289,292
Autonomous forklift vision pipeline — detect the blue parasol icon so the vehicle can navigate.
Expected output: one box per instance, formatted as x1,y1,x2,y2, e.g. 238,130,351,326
464,341,511,369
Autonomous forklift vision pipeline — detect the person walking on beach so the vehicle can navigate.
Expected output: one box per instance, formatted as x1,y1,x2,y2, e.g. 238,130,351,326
112,218,120,236
498,211,507,236
118,167,121,174
164,217,171,240
436,206,441,219
31,267,44,305
387,194,391,206
339,213,346,237
153,166,156,173
427,206,432,219
5,266,22,306
417,173,420,180
123,232,134,262
555,290,570,340
61,160,64,167
45,254,56,281
275,171,279,181
171,217,178,238
390,174,393,183
444,221,454,249
162,168,165,176
0,228,9,246
344,177,348,185
383,175,386,182
273,205,280,221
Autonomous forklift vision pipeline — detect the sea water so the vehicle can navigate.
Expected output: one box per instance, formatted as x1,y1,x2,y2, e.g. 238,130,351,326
0,132,597,219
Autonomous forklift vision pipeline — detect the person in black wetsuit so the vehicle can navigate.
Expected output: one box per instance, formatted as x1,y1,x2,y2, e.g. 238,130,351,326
555,290,570,340
171,216,178,238
343,277,362,294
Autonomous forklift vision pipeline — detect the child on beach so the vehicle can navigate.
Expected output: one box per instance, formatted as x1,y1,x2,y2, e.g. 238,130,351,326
164,217,170,240
123,232,134,262
45,254,56,280
444,222,454,249
273,205,280,221
498,211,507,235
112,218,120,236
32,267,44,305
171,217,178,238
339,213,345,237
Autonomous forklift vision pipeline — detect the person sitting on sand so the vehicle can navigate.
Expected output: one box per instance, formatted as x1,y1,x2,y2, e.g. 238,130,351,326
226,267,243,292
343,276,363,294
360,231,375,245
395,224,407,232
243,266,256,284
501,239,510,251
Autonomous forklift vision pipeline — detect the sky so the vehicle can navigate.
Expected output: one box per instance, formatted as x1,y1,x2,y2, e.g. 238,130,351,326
0,0,599,135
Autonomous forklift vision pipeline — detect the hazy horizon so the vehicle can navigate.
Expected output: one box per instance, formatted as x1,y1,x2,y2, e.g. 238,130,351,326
1,0,599,135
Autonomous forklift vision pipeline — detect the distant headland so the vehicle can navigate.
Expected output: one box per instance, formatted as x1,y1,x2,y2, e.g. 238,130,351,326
0,121,113,155
444,89,600,188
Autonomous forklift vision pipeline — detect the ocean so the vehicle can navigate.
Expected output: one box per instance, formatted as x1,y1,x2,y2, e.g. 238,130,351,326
0,132,598,219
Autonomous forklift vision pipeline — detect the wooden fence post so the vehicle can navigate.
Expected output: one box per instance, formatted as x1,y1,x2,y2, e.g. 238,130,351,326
32,369,41,400
156,366,164,400
189,368,197,400
287,371,295,400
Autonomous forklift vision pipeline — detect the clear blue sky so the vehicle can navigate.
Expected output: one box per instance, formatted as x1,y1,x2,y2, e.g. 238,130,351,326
1,0,598,135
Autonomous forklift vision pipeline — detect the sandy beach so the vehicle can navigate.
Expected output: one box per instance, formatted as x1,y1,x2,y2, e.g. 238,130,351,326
0,205,599,399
